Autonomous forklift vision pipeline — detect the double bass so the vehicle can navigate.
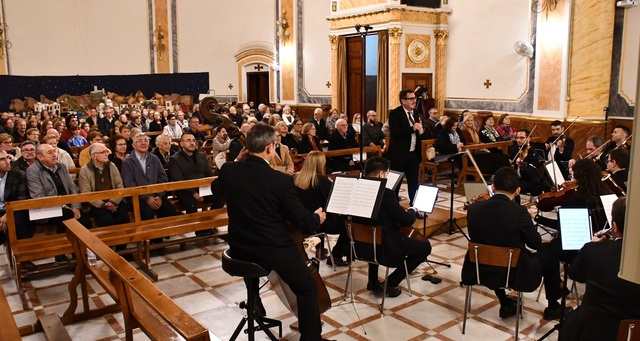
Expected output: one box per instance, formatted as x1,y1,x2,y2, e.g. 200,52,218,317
199,96,243,138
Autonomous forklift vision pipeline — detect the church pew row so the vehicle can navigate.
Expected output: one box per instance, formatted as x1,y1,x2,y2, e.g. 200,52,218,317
0,283,21,340
4,177,225,307
63,219,220,341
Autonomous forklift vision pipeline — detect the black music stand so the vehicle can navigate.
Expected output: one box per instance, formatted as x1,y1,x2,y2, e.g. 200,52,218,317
428,152,469,240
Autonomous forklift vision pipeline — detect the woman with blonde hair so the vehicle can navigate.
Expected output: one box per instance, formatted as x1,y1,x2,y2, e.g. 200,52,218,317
460,111,481,145
294,151,349,266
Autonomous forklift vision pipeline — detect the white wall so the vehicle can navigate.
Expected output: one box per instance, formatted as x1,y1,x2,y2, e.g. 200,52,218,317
302,0,331,96
5,0,149,76
620,7,640,105
176,0,275,98
446,0,530,101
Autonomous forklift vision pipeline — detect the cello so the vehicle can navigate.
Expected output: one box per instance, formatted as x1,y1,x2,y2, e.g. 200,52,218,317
267,222,332,318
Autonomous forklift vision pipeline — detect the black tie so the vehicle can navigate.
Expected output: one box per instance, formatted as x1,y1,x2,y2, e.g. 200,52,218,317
408,111,415,125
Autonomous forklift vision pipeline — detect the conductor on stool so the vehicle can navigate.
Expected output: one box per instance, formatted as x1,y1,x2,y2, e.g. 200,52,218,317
212,123,328,341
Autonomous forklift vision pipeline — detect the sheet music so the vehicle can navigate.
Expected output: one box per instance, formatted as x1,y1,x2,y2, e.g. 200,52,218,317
600,194,618,228
413,185,439,214
559,208,592,251
545,161,566,186
29,206,63,220
352,153,367,162
326,177,357,215
385,170,403,190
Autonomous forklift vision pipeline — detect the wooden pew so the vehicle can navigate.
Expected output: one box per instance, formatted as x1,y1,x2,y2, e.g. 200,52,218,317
458,140,513,189
297,145,382,173
4,177,226,306
63,219,220,341
0,283,21,341
419,139,439,185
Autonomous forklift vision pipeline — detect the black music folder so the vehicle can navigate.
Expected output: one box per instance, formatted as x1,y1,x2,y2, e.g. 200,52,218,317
326,174,385,219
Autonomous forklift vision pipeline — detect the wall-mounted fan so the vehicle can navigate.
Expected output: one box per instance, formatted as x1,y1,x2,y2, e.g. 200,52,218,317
514,41,534,58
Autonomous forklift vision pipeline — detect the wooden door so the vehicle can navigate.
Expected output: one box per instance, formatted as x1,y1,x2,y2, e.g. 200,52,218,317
247,72,270,105
402,73,433,97
346,36,363,116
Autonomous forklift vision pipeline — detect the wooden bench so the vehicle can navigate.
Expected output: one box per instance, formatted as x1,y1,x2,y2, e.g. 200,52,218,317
4,177,226,307
62,219,220,341
419,139,439,185
458,140,513,190
0,283,21,341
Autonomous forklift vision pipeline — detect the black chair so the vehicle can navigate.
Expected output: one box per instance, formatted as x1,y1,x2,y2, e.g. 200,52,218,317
221,249,282,341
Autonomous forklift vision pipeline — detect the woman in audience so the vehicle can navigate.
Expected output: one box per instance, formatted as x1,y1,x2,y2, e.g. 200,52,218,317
257,105,271,123
298,123,322,154
437,114,465,155
479,115,502,144
460,112,481,145
496,113,514,140
149,111,164,132
270,134,295,175
163,114,183,139
275,121,294,149
129,113,149,133
293,151,349,266
81,122,92,135
108,134,129,172
351,113,362,134
27,117,39,130
153,134,175,170
54,120,66,135
0,133,20,159
114,113,129,134
211,126,232,170
78,131,104,167
268,114,282,127
287,118,304,150
281,105,296,127
40,119,54,133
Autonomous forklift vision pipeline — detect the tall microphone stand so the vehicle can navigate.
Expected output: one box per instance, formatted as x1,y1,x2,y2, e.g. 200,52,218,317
355,24,373,175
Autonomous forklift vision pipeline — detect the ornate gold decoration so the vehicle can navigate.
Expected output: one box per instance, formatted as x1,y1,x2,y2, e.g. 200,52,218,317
279,10,291,45
327,8,450,30
434,29,449,45
329,35,339,50
331,1,337,12
389,27,403,45
407,39,428,64
155,24,167,60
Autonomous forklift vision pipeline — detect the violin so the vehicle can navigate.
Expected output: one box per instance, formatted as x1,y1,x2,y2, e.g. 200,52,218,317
534,181,578,212
463,192,491,210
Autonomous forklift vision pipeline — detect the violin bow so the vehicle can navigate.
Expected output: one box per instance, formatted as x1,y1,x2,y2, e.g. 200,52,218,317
549,116,579,191
464,149,490,190
510,125,537,165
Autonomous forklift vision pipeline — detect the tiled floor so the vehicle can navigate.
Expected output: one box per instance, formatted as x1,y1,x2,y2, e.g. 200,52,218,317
1,182,577,341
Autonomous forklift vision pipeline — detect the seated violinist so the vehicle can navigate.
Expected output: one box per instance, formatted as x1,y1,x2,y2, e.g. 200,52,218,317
509,129,549,195
354,157,431,297
598,125,631,170
568,135,605,171
605,148,629,193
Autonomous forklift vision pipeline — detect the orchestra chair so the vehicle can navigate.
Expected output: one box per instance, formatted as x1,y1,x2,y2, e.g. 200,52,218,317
344,220,412,313
535,263,580,306
618,320,640,341
221,249,282,341
461,242,523,340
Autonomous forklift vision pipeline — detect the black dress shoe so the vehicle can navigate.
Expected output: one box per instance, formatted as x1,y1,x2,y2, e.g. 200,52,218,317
379,282,401,297
55,255,68,263
195,229,214,237
326,257,349,267
499,304,517,319
367,280,381,291
543,305,573,320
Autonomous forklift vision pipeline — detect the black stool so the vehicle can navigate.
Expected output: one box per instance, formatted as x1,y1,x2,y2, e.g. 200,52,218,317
221,249,282,341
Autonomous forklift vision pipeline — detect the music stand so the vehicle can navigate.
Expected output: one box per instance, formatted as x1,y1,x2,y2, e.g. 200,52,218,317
428,152,469,240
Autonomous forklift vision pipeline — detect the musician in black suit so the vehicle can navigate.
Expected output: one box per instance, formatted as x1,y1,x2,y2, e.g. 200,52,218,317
211,123,328,341
606,148,629,193
327,118,359,172
462,167,563,320
387,89,424,204
561,197,640,341
354,157,431,297
598,125,631,170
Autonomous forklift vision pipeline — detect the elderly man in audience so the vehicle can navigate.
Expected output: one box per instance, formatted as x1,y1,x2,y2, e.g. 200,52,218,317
309,108,329,141
11,141,37,172
78,142,130,228
42,134,76,171
26,143,91,261
121,133,178,223
327,118,360,172
185,116,206,143
86,108,99,128
98,106,116,141
167,133,216,236
79,131,104,167
12,118,28,143
0,149,33,241
26,128,41,145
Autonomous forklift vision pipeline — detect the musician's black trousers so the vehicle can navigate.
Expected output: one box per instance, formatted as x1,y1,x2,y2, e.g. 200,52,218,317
368,236,432,288
246,258,323,341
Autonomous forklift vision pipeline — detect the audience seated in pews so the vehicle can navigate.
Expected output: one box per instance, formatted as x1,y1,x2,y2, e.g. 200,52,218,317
60,114,86,143
298,123,322,154
167,133,216,236
108,134,128,172
122,133,178,224
79,131,104,167
361,110,386,153
211,126,232,170
185,116,206,143
98,107,116,142
153,134,176,170
78,142,130,237
118,125,134,153
26,128,40,145
42,134,76,171
11,141,37,172
270,133,294,175
0,149,33,241
309,108,329,141
163,114,183,139
327,118,359,172
460,112,481,145
0,133,20,159
66,126,87,147
45,128,73,155
496,113,514,140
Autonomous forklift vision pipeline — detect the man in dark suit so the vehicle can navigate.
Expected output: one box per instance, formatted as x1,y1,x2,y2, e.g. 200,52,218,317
561,197,640,341
387,89,424,204
545,120,574,178
211,123,329,341
98,107,116,141
309,108,329,141
462,167,563,320
327,118,359,172
354,157,431,297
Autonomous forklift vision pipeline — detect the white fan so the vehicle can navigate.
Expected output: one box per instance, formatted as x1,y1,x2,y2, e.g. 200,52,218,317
514,41,534,58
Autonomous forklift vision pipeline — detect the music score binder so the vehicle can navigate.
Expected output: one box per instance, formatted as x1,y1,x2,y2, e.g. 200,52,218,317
385,170,404,192
326,175,385,219
558,207,593,251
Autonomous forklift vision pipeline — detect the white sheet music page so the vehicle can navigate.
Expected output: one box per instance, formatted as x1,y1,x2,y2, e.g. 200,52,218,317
349,178,382,217
559,208,592,250
385,171,402,190
326,176,357,215
600,194,618,228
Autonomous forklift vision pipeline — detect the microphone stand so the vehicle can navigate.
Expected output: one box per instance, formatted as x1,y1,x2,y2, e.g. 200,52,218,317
355,24,373,175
